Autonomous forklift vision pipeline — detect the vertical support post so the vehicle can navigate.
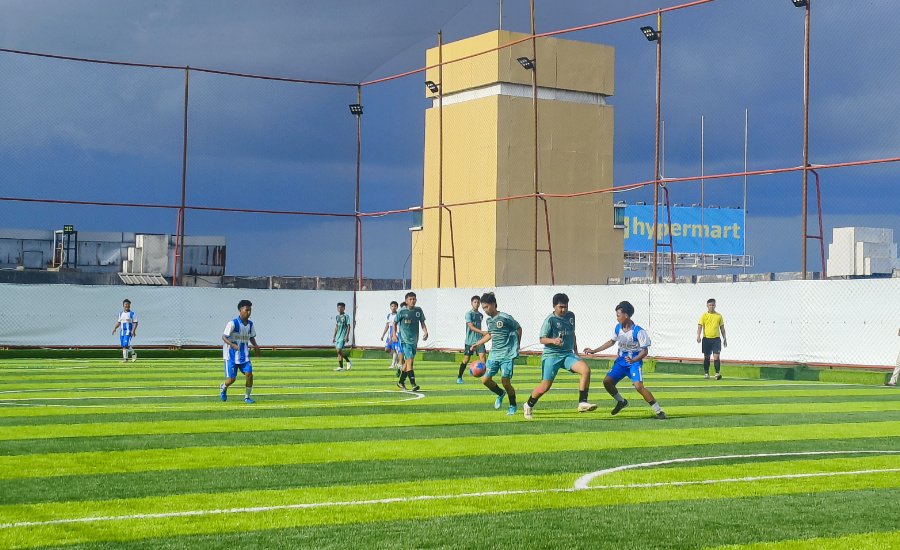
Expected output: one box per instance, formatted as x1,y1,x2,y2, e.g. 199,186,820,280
172,209,181,286
530,0,540,285
744,108,749,274
436,31,444,288
801,0,811,278
355,85,362,292
701,115,705,270
651,10,661,283
178,67,189,287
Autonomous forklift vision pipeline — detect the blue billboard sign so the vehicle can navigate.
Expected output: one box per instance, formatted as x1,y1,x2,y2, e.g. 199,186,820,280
622,205,745,255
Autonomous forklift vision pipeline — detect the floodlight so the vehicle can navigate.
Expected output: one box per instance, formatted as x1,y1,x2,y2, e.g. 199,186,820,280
636,201,647,205
425,81,439,93
640,26,659,41
517,57,534,70
349,104,363,115
791,0,807,7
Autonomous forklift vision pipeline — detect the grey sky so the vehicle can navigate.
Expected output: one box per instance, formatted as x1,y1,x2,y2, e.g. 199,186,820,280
1,0,898,278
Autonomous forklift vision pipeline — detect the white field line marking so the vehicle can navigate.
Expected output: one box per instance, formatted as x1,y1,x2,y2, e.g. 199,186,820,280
2,451,899,530
0,385,400,396
573,450,900,489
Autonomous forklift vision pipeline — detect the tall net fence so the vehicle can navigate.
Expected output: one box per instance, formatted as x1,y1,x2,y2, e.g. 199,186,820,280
1,0,899,285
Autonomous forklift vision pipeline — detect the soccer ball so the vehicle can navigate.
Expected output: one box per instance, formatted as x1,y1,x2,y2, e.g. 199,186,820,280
470,361,486,377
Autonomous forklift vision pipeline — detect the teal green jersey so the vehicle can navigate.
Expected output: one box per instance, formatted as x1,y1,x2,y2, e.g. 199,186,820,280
486,312,520,362
396,306,425,344
465,309,484,346
540,311,576,357
335,313,350,341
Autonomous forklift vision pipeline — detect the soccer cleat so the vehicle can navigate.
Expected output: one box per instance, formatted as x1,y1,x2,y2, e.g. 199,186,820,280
457,377,464,384
347,361,352,371
219,384,227,402
411,385,421,392
655,411,668,420
397,381,408,390
121,359,127,363
611,399,629,415
704,373,710,379
333,367,344,372
577,402,598,413
523,402,534,420
244,397,255,404
715,373,722,380
131,353,137,363
507,405,517,416
494,390,507,409
887,382,897,386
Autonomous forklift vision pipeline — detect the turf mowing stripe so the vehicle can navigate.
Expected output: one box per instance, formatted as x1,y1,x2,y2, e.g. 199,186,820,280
703,531,900,549
2,421,900,480
2,468,899,548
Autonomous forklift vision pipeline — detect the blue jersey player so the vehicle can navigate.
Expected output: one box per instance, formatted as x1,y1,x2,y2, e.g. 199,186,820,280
220,299,260,404
583,301,666,419
111,299,138,363
380,301,401,371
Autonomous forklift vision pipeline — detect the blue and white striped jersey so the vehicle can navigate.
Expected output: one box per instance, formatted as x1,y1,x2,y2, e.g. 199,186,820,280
118,311,137,336
612,324,651,359
223,318,256,364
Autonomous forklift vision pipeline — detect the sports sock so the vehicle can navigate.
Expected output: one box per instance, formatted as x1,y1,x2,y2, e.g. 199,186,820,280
703,355,710,374
490,385,504,396
399,372,408,384
122,348,128,360
579,390,589,403
245,387,252,399
408,370,416,385
649,400,662,414
527,395,540,407
508,393,517,406
714,358,721,374
392,352,399,368
458,362,467,378
612,392,625,403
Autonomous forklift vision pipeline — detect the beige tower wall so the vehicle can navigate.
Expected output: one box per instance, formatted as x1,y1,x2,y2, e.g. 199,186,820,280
414,30,622,289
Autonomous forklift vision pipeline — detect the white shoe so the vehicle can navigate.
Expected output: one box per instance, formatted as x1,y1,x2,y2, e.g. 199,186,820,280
347,361,352,371
131,353,137,363
577,402,598,413
121,359,127,363
704,373,710,379
523,402,534,420
333,367,344,372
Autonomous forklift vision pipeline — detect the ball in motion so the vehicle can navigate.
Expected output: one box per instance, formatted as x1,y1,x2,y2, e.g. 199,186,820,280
469,361,486,377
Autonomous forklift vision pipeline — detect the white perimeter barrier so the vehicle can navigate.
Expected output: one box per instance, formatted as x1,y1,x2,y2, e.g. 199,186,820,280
1,279,897,366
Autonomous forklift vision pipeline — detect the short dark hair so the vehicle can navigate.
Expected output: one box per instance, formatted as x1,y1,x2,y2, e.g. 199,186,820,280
405,291,416,299
337,302,345,308
237,299,252,310
122,299,131,304
480,292,497,306
400,302,407,307
616,301,634,317
707,298,716,304
552,293,569,306
471,295,481,302
390,301,398,307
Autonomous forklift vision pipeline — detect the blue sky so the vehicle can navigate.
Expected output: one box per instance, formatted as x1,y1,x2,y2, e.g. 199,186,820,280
1,0,898,278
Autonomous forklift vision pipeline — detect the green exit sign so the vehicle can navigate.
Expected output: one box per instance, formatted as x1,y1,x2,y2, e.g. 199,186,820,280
63,225,75,234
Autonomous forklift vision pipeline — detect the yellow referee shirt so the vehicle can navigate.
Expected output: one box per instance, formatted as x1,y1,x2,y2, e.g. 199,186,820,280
698,312,724,339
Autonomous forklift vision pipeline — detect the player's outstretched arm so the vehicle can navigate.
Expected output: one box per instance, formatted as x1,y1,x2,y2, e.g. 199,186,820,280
584,340,615,355
473,331,492,348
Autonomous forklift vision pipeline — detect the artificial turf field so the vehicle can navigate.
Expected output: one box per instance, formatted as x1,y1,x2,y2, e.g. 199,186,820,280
1,356,899,549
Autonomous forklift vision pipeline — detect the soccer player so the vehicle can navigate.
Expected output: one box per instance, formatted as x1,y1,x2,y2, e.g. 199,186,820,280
888,327,900,386
470,292,521,415
219,299,260,404
457,295,487,384
523,293,597,420
697,298,727,380
111,299,138,363
333,302,352,372
380,301,401,370
393,301,408,378
584,301,666,420
392,292,428,391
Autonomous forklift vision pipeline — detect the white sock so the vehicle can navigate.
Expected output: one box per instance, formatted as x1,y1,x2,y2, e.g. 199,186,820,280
651,402,662,414
122,348,128,360
245,387,252,398
612,393,625,403
128,347,135,357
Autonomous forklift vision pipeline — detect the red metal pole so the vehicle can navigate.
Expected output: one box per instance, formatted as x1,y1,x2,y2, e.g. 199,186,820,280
172,209,181,286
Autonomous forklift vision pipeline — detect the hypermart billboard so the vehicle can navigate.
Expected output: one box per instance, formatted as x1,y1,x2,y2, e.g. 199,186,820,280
621,205,745,255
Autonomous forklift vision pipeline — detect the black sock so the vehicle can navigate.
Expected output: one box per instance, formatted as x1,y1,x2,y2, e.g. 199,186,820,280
458,362,467,378
703,355,710,373
399,372,408,384
408,370,416,385
714,359,721,373
527,395,540,407
648,400,656,406
508,393,517,406
579,390,589,403
339,359,343,368
490,385,504,396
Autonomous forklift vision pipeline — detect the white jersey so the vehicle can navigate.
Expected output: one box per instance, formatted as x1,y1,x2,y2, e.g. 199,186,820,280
118,311,137,336
385,312,397,343
612,323,651,359
223,318,256,364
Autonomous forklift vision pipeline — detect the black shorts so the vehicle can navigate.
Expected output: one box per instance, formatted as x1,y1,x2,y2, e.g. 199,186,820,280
702,337,722,356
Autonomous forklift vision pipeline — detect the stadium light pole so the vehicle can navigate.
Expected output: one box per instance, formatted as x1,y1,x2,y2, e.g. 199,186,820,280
178,66,189,287
349,96,363,292
790,0,811,278
641,13,661,282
